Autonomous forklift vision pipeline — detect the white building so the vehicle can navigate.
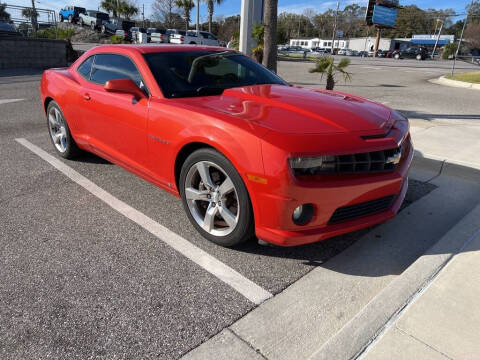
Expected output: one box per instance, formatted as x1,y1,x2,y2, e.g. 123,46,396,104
288,37,413,52
289,38,348,50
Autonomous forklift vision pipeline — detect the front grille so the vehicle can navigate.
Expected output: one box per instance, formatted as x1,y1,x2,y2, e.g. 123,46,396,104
335,148,400,173
328,195,396,224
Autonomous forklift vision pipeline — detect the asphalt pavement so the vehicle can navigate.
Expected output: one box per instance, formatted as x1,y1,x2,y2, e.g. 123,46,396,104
0,59,479,359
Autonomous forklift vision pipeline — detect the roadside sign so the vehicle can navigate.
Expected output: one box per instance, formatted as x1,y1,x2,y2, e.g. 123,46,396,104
372,5,398,28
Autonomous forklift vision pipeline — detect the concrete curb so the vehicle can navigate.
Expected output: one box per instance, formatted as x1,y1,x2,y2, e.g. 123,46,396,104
430,75,480,90
309,202,480,360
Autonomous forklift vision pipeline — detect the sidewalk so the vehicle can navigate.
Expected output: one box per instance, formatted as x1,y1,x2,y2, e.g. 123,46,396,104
362,225,480,360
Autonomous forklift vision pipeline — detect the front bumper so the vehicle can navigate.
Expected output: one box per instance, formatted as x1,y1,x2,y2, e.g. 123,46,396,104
254,135,413,246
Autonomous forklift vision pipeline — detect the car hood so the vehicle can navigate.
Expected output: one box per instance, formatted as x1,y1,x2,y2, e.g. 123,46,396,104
184,84,393,135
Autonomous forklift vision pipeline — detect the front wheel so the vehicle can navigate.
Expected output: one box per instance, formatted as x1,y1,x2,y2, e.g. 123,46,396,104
46,100,80,159
79,18,83,26
416,54,422,61
179,148,254,247
101,25,106,34
394,53,400,60
59,14,64,22
68,14,73,23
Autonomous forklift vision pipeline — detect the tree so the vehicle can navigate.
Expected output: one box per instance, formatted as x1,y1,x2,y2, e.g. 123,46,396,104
101,0,138,19
175,0,194,31
262,0,278,72
464,23,480,50
251,23,264,63
0,3,11,21
152,0,181,28
119,1,138,19
204,0,223,33
309,57,352,91
21,7,38,31
467,0,480,25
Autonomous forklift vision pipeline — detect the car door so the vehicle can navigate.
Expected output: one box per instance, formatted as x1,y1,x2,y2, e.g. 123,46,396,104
80,53,150,171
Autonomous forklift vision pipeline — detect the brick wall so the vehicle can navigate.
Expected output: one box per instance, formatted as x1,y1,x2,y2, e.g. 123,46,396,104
0,37,67,69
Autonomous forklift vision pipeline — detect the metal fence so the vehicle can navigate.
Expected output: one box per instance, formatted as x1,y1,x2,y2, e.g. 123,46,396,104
4,4,58,37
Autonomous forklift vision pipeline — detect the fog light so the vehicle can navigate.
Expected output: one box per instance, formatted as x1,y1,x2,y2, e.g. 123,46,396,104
292,204,314,225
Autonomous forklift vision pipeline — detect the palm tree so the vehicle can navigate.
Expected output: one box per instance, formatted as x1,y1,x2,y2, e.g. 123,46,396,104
309,57,352,90
119,1,138,19
100,0,118,18
204,0,223,33
21,7,38,31
175,0,194,31
262,0,278,72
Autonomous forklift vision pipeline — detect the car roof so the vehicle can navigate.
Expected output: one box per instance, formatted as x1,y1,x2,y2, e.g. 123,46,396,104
88,44,229,55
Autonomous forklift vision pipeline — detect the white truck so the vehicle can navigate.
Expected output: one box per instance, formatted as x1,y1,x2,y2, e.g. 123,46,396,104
169,30,220,46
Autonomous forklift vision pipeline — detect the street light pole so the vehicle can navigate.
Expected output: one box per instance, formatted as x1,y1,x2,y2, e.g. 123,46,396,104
431,19,444,60
330,1,339,55
196,0,200,36
452,0,475,75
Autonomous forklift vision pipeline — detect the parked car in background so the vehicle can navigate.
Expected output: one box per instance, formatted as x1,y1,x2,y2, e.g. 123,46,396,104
337,49,347,55
79,10,109,30
147,28,169,43
169,30,220,46
101,18,135,35
392,47,429,60
59,6,86,23
115,29,131,42
0,21,20,36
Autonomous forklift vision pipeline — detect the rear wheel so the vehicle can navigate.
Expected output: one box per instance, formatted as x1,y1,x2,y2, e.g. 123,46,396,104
46,100,80,159
101,25,106,34
90,22,95,30
416,54,422,61
394,53,400,60
179,149,254,247
59,14,64,22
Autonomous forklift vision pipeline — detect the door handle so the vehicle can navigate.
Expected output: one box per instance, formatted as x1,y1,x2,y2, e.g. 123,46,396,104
83,93,91,101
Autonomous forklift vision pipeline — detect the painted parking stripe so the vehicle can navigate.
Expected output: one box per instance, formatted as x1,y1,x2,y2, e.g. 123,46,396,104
0,98,24,105
16,138,273,305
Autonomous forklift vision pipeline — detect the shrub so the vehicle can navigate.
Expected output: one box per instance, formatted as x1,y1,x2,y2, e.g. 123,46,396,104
32,27,75,40
442,43,459,60
110,35,125,44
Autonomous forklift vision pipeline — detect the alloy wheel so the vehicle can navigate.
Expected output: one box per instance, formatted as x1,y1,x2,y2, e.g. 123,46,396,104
48,107,67,153
184,161,239,237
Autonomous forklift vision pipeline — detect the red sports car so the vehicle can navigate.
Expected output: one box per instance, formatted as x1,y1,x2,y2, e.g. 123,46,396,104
40,45,413,247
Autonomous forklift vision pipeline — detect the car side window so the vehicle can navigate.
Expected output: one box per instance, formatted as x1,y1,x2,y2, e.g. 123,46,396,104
90,54,146,92
77,56,94,79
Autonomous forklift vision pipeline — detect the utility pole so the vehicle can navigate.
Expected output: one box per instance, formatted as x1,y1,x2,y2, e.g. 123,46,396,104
31,0,38,33
142,4,145,28
452,0,474,75
431,19,444,60
196,0,200,36
330,1,339,55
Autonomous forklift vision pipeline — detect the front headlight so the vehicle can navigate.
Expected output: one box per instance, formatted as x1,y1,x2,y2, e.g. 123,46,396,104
289,155,336,175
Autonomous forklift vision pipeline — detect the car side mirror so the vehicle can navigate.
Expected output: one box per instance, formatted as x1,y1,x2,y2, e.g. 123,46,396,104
104,79,146,100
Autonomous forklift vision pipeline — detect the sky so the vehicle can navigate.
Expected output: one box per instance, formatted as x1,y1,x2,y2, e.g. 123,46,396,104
14,0,472,23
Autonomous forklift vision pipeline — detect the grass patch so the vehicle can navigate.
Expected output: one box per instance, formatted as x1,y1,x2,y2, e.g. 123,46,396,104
446,71,480,84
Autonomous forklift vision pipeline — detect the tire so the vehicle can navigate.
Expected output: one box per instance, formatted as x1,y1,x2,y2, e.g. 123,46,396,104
79,18,83,26
416,54,422,61
189,41,196,44
59,14,63,22
46,100,81,159
90,22,95,30
179,148,254,247
394,53,400,60
68,14,73,23
101,25,106,34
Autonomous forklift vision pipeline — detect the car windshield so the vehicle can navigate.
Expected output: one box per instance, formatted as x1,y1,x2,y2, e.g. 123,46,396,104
144,51,288,98
96,12,109,20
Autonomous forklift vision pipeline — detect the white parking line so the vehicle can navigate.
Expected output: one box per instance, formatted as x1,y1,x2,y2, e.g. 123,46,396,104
0,98,24,105
16,138,273,305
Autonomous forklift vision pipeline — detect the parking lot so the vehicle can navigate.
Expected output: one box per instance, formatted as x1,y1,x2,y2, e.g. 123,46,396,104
1,58,480,359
